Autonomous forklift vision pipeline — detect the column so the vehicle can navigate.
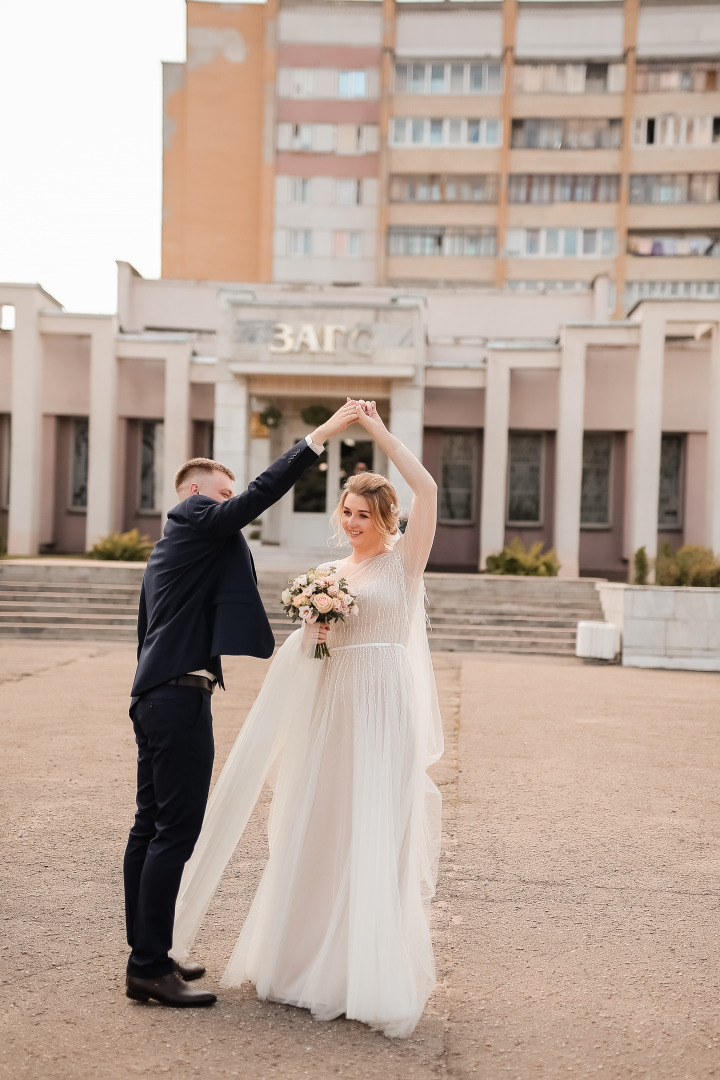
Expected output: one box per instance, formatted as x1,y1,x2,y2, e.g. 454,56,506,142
628,308,666,574
85,318,119,549
161,343,193,518
554,332,587,579
706,324,720,553
214,376,248,495
7,291,43,554
479,352,510,569
389,381,424,518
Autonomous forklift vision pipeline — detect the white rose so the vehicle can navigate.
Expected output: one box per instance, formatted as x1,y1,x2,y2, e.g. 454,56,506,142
281,589,293,606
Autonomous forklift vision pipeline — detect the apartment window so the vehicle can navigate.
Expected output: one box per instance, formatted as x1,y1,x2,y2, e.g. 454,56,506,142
629,173,720,204
658,435,684,529
291,69,315,97
636,61,720,94
514,61,625,95
439,432,475,523
395,60,502,95
292,124,313,150
291,178,310,203
507,434,543,526
387,226,496,257
445,174,498,202
339,71,367,98
70,418,89,510
334,231,362,257
633,115,719,148
511,118,622,150
580,434,612,527
139,421,164,513
391,117,502,147
506,227,616,258
290,229,311,256
627,232,720,257
337,178,362,205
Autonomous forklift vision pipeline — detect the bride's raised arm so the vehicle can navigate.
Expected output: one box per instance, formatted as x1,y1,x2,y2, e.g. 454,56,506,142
352,400,437,584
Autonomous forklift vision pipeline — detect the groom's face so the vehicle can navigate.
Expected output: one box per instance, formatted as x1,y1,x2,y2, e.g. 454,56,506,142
190,470,235,503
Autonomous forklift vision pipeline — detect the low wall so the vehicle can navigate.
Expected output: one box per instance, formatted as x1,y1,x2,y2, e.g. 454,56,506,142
597,583,720,672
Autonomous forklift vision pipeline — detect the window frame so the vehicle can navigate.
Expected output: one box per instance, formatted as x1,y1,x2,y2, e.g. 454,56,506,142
506,431,545,527
68,416,90,513
137,419,164,515
580,432,614,530
658,433,685,530
438,429,477,526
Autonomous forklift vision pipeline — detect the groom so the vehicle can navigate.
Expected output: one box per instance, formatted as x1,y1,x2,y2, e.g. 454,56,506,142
123,402,357,1007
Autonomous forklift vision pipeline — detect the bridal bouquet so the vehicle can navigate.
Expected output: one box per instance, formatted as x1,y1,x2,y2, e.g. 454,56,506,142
281,567,358,659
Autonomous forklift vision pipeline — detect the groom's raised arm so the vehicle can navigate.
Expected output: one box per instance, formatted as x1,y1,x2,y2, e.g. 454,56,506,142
181,436,322,539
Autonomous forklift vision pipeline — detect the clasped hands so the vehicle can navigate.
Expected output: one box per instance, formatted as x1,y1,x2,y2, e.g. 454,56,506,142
310,398,385,446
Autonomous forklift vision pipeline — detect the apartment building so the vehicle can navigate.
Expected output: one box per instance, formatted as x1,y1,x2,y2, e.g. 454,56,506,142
162,0,720,313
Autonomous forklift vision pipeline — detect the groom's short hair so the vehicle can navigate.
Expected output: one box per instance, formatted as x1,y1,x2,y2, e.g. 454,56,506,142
174,458,236,495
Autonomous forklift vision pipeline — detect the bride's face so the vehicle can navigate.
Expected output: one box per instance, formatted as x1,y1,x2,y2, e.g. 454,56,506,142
341,492,382,551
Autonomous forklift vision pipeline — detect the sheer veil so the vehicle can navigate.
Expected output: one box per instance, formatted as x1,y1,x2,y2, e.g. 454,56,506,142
171,560,443,972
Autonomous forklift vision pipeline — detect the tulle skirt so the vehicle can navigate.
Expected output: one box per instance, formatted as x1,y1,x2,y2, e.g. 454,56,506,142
220,640,441,1038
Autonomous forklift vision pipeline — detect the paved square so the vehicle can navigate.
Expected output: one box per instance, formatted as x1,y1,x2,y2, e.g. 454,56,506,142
2,642,719,1079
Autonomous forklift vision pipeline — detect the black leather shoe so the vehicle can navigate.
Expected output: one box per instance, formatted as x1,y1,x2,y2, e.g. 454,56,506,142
174,959,206,981
126,971,216,1007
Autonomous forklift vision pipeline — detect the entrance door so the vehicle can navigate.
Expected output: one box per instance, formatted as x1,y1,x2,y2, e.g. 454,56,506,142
281,433,378,550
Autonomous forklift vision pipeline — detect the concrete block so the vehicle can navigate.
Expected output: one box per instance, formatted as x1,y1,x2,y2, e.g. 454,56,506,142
666,619,713,653
622,617,666,651
674,590,720,622
627,588,676,619
576,621,620,660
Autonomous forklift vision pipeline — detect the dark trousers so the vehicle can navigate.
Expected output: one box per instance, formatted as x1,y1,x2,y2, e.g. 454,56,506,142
123,685,214,978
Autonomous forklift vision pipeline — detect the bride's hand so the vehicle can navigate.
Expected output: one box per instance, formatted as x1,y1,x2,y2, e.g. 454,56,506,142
352,399,387,438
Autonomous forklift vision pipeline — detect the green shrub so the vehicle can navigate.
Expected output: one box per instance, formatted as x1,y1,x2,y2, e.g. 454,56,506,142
633,545,649,585
656,543,720,588
87,529,154,562
300,404,333,428
486,538,560,577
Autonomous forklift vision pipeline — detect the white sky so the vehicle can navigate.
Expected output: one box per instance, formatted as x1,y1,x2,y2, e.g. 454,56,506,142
0,0,192,314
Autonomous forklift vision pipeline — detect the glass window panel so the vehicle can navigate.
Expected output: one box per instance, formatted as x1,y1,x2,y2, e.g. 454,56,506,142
139,421,163,512
601,229,616,256
430,64,446,93
583,229,597,255
395,64,408,92
293,449,327,512
411,64,426,93
411,119,425,144
339,439,374,489
507,433,542,524
440,432,475,522
526,229,540,255
449,119,462,144
509,175,527,203
393,118,406,144
70,418,89,509
469,64,484,92
563,229,578,256
580,433,612,525
506,229,525,257
486,63,502,94
546,228,560,255
485,119,499,145
450,64,465,93
430,119,443,144
658,434,684,527
467,120,480,144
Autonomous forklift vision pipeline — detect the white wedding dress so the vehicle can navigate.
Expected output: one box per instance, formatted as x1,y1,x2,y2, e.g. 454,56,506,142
172,438,443,1038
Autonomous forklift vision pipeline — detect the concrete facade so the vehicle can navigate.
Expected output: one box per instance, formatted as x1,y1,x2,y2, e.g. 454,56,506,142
1,267,719,579
161,0,720,314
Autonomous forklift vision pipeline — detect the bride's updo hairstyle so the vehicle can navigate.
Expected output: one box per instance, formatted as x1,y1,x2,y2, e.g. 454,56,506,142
331,472,401,548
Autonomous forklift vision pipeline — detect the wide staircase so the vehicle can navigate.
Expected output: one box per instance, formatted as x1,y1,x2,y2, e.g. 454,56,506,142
0,561,604,656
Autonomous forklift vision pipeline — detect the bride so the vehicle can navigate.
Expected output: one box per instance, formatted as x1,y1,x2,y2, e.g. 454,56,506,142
172,400,444,1038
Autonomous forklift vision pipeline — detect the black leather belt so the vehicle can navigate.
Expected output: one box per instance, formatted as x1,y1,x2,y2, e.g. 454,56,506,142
165,675,216,693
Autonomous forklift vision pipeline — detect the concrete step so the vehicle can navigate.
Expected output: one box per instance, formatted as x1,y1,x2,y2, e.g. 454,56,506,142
0,611,137,627
0,601,139,616
427,634,576,654
0,623,137,641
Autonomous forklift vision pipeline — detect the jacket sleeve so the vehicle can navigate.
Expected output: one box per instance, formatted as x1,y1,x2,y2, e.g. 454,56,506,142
180,439,320,540
136,583,148,662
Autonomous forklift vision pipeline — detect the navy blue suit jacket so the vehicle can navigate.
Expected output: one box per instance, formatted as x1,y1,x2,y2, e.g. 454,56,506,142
130,439,318,703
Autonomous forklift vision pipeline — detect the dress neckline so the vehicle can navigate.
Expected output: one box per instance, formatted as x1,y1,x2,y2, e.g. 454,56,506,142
339,550,393,571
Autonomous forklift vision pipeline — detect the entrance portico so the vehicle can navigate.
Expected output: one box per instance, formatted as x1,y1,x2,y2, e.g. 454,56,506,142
215,293,426,549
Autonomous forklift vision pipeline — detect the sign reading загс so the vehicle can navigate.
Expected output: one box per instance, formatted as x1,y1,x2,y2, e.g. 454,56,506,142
269,323,374,356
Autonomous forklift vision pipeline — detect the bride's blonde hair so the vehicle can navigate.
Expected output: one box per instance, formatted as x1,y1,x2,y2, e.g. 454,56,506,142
330,472,401,548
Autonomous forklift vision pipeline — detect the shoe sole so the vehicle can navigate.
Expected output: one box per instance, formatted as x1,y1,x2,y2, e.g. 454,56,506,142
126,989,216,1007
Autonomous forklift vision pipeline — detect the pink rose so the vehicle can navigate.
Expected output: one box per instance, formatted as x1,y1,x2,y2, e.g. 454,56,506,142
312,593,334,614
332,598,344,613
327,584,340,597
